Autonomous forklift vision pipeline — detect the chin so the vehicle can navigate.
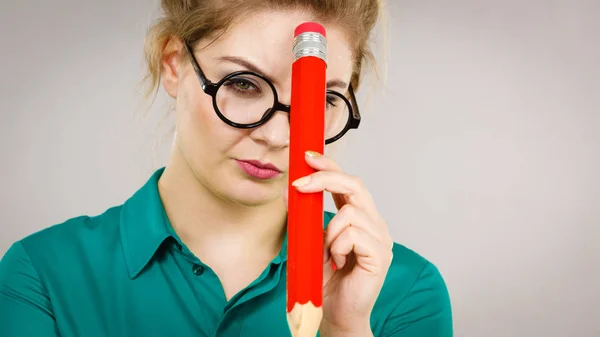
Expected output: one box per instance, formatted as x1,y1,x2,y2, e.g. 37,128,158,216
229,189,282,207
219,177,285,207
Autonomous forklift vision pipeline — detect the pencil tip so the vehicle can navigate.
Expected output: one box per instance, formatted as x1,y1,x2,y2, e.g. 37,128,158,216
287,302,323,337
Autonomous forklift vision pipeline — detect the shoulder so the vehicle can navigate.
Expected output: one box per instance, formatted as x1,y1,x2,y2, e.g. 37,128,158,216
0,206,122,318
24,206,121,256
324,210,449,307
383,243,450,306
324,210,452,335
1,205,123,284
374,243,453,335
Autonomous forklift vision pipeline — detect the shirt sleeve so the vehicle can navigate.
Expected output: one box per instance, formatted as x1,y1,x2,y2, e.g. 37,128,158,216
0,241,61,337
381,262,453,337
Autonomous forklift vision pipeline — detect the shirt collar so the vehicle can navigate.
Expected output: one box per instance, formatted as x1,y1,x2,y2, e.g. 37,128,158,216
120,167,175,279
119,167,336,277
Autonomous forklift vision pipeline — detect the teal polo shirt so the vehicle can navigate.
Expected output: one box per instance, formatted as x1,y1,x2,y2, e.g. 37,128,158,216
0,168,452,336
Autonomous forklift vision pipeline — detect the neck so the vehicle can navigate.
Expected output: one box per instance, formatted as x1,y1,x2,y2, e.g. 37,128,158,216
157,152,287,260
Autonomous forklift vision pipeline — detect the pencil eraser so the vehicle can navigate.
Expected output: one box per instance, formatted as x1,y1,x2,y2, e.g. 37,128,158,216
294,22,326,37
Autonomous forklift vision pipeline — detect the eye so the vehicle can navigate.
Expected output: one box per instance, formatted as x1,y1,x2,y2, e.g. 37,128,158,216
326,95,339,109
224,78,257,91
222,76,264,98
234,80,252,90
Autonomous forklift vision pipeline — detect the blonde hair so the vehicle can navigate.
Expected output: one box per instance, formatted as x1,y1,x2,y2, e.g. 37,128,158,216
141,0,384,101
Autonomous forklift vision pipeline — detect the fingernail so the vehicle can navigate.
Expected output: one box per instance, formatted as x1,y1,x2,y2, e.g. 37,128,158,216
305,151,322,158
331,260,338,271
292,176,311,187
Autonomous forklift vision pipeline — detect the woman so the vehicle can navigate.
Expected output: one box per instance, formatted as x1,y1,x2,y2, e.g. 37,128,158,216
0,1,452,336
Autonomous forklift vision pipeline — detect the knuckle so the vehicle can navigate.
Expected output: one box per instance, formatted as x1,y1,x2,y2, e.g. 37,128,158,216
339,204,355,218
346,226,358,240
310,171,323,183
330,240,343,254
350,175,363,189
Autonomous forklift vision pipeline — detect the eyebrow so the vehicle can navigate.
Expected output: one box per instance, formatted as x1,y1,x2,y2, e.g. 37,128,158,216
326,79,348,90
217,56,349,90
218,56,269,79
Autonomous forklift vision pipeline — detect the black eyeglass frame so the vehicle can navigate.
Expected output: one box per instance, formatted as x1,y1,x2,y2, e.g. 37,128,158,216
183,42,361,144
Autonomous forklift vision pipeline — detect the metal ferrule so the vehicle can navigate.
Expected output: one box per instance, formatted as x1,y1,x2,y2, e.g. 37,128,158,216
293,32,327,64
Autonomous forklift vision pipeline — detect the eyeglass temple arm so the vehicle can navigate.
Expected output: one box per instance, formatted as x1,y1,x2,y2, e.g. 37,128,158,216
184,42,211,90
348,85,361,122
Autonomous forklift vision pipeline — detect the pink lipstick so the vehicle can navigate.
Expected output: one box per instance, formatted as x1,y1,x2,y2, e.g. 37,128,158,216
236,160,282,179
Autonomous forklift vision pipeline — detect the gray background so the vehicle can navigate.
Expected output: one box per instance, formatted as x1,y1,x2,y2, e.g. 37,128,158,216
1,0,598,336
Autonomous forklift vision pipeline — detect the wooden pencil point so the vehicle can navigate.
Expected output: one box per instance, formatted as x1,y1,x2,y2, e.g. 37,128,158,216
287,301,323,337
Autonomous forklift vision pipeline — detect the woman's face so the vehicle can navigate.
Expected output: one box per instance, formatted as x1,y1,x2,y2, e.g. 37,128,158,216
162,9,353,206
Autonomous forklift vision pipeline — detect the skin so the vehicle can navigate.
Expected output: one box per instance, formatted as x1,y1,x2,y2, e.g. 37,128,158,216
158,8,393,337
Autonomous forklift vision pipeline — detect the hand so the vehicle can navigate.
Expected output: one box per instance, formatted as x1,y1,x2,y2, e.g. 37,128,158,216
289,151,394,335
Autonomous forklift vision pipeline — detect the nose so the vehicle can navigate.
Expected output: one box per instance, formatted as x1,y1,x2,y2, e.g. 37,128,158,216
249,107,290,149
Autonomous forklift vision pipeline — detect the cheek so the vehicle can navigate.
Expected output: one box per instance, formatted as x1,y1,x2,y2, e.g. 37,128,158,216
177,83,245,155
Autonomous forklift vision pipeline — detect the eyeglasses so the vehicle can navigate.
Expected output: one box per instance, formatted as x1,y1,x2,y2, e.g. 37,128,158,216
184,43,361,144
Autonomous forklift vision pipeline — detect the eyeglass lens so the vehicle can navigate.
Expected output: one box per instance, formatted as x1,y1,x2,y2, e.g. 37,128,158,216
215,73,351,140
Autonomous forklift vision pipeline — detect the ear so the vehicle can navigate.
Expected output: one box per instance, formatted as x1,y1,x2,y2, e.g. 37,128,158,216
161,37,185,99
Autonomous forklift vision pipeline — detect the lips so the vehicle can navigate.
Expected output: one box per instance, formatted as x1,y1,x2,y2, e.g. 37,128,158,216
236,159,282,179
240,160,281,172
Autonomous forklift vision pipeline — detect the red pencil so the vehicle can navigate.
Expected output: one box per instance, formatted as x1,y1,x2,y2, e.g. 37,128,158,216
287,22,327,337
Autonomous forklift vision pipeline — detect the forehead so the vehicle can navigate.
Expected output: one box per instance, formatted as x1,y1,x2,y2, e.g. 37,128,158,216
197,8,354,85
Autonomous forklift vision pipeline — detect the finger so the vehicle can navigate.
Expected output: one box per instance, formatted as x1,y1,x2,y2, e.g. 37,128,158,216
304,151,343,172
293,171,385,231
301,151,378,212
324,204,387,264
292,170,356,194
304,151,350,209
299,151,388,229
328,226,391,274
292,171,380,223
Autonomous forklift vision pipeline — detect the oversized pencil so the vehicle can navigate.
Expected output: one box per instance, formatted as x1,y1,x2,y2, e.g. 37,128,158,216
286,22,327,337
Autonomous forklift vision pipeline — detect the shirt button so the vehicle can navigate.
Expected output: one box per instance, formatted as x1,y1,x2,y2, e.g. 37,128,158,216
192,264,204,276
